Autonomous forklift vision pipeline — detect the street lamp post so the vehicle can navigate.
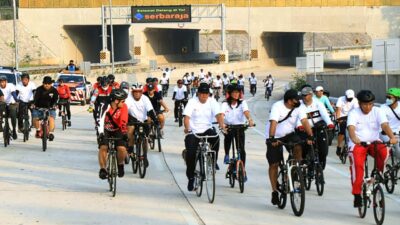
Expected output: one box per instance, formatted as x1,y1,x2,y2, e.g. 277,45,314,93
109,0,115,74
247,0,251,60
12,0,18,69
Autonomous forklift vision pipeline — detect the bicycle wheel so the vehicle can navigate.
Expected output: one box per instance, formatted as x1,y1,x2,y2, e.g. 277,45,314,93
205,153,216,203
340,145,348,164
358,183,368,218
42,123,47,152
62,115,67,131
3,120,9,147
194,153,203,197
131,148,138,174
149,126,155,150
277,167,287,209
290,167,305,217
237,160,245,193
106,153,112,191
138,138,147,179
228,163,235,188
178,108,183,127
384,164,396,194
303,167,311,191
315,164,325,196
157,126,162,152
23,118,29,142
111,154,118,197
373,184,385,225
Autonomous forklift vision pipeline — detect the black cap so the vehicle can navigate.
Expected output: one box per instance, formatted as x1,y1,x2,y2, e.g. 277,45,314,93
197,83,210,93
284,89,301,102
43,76,54,84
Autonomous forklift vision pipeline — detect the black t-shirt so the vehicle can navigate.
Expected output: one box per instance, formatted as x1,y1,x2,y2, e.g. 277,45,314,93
34,86,59,108
0,89,3,97
144,91,162,112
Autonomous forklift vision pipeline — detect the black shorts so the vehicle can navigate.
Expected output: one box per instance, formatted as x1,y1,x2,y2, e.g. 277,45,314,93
128,115,140,126
338,121,347,135
99,130,126,148
266,133,302,164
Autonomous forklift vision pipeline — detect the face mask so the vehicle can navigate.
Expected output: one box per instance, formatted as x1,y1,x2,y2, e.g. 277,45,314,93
346,98,353,102
386,98,394,106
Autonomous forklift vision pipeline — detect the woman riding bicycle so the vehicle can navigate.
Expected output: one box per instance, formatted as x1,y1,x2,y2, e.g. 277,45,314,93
221,84,254,181
56,78,72,127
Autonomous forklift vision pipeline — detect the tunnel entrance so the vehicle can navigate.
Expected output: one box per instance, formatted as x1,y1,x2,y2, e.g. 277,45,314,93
64,25,131,63
144,28,201,63
261,32,304,65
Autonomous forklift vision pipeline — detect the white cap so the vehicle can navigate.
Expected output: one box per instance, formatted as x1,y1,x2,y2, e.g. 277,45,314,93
345,89,355,98
315,86,324,92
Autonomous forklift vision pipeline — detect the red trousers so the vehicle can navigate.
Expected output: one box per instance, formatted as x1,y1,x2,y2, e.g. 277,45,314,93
348,143,389,195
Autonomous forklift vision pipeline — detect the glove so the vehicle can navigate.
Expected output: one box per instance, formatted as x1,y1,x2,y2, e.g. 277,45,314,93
327,124,335,130
297,126,305,132
122,134,129,142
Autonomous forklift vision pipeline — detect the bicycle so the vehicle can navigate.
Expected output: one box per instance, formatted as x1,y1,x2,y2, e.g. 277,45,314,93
177,99,187,127
265,87,272,100
302,144,325,196
383,133,399,194
192,129,221,203
357,141,390,225
130,122,150,179
250,84,256,96
36,108,51,152
148,111,164,153
337,117,349,164
59,102,68,131
20,102,31,142
2,106,12,147
272,140,306,217
162,84,168,97
225,124,254,193
105,137,121,197
212,87,221,101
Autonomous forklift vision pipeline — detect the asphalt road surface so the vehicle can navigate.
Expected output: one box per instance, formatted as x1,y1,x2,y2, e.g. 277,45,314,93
1,68,399,225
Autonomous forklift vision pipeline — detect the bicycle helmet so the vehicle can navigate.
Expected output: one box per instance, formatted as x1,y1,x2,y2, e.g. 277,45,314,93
100,76,109,88
131,82,143,91
0,75,7,81
177,79,183,84
152,77,158,82
107,74,115,82
226,84,240,94
110,89,128,101
387,88,400,98
96,76,102,83
146,77,153,84
21,73,30,79
356,90,375,103
120,81,129,90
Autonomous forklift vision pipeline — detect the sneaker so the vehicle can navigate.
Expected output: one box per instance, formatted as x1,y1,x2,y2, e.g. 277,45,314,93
12,130,17,140
174,118,178,122
124,155,130,165
118,165,125,177
187,178,195,191
48,133,54,141
271,191,279,205
224,155,229,164
144,158,149,168
67,120,71,127
336,147,341,156
99,168,107,180
215,163,220,170
354,194,362,208
35,130,40,138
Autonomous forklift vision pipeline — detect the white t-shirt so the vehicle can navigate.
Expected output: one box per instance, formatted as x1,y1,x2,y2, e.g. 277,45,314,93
297,99,333,127
222,77,229,85
125,95,154,122
222,100,249,125
347,107,388,147
265,78,274,88
163,69,172,79
229,73,235,80
16,81,36,103
213,79,222,88
265,100,307,138
336,96,359,117
174,85,187,100
249,77,257,85
183,97,222,133
199,71,205,79
381,104,400,133
183,77,190,85
160,77,169,85
238,78,245,86
1,83,17,104
157,84,162,92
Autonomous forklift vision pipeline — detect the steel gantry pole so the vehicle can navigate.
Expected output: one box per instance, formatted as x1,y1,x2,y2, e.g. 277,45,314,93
221,4,226,52
12,0,18,69
108,0,115,74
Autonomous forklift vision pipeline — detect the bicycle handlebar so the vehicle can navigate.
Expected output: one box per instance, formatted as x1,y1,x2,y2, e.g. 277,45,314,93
226,123,256,129
189,129,223,139
359,141,392,147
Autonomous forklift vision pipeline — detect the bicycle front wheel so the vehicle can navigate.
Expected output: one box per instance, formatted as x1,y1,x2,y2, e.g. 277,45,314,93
315,164,325,196
340,145,348,164
384,164,396,194
138,138,147,179
111,154,118,197
277,167,287,209
205,153,216,203
23,118,29,142
42,123,47,152
194,153,203,197
157,126,162,152
373,184,385,225
237,160,245,193
3,120,9,147
62,115,67,131
358,183,368,218
290,167,305,217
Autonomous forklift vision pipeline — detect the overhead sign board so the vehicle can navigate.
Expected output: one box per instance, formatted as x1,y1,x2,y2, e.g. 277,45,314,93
372,38,400,71
296,57,307,73
306,52,324,73
131,5,191,23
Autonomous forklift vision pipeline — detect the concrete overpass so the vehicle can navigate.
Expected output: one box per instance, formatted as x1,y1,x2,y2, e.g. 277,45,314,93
12,0,400,65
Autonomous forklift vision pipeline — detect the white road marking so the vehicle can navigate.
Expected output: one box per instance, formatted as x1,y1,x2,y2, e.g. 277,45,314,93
179,207,201,225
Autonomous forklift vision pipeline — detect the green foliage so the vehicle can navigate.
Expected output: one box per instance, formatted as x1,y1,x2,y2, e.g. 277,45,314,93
291,73,307,91
6,41,15,48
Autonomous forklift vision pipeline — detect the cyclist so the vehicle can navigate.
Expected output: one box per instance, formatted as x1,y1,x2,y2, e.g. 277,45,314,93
237,74,245,94
152,77,162,92
263,75,274,100
222,73,229,94
221,84,254,180
298,86,335,170
183,73,191,90
107,74,120,89
98,89,129,179
65,60,78,72
199,68,205,79
56,78,72,127
335,89,359,156
212,75,222,100
120,81,130,94
266,89,313,205
16,73,36,133
32,76,59,140
90,76,113,129
143,77,159,93
160,73,169,95
0,75,18,139
347,90,398,207
172,79,188,123
143,83,169,134
125,82,159,165
314,86,335,114
229,71,236,81
380,88,400,163
191,77,199,97
183,82,225,191
248,72,257,95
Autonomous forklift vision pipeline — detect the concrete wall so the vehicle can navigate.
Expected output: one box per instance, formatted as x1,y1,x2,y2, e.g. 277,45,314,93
306,73,400,103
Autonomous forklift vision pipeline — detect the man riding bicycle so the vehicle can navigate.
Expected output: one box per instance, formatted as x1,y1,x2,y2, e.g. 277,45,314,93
90,76,113,129
173,80,188,123
347,90,398,207
0,75,19,139
314,86,335,114
160,73,169,96
335,89,359,156
32,76,59,140
107,74,120,90
56,78,72,127
16,73,36,133
212,75,222,100
266,89,313,205
248,72,257,95
183,82,225,191
98,89,129,179
143,83,169,135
